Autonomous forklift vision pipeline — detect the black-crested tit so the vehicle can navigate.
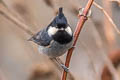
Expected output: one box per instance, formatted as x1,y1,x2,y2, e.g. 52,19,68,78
29,7,73,72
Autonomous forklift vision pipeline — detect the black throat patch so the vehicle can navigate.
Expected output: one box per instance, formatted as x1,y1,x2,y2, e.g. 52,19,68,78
52,30,73,44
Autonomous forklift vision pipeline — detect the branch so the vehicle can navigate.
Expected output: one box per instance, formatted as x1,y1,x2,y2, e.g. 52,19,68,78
62,0,94,80
93,2,120,34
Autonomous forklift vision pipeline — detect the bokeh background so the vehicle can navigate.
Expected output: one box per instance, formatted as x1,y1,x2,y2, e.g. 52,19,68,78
0,0,120,80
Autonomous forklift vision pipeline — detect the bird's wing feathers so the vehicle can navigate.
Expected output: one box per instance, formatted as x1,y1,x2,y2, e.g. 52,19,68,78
29,28,52,46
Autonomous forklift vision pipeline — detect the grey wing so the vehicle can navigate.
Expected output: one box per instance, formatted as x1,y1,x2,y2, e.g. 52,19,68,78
29,29,53,46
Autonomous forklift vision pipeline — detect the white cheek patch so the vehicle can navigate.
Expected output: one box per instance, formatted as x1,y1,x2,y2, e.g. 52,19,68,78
65,26,73,35
48,26,58,36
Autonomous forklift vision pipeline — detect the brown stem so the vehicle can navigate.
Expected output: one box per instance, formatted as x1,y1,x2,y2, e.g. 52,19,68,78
62,0,94,80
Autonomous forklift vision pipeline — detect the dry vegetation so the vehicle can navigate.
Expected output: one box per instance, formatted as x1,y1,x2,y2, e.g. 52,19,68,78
0,0,120,80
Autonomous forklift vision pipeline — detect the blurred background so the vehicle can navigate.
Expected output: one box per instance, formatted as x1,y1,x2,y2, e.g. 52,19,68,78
0,0,120,80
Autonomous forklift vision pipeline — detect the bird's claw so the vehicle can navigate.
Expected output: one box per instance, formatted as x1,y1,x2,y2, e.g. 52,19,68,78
61,64,69,72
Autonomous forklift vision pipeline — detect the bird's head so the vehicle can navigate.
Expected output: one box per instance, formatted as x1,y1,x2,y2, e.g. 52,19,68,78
47,7,73,44
55,7,67,28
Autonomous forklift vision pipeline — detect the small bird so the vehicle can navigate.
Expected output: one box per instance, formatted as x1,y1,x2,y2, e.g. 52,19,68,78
29,7,73,72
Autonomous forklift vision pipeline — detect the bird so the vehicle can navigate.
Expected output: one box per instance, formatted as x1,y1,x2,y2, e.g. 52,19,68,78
29,7,73,72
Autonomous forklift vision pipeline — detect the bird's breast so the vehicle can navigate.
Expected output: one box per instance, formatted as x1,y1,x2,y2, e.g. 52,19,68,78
38,40,73,58
52,30,73,44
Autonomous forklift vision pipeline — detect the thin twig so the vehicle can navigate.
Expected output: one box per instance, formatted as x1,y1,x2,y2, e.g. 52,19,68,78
62,0,94,80
93,2,120,34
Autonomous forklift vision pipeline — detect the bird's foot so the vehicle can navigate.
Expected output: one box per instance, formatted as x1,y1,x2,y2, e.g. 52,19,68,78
60,64,69,72
53,58,69,72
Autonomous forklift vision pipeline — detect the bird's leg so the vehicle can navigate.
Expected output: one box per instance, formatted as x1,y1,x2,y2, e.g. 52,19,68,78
54,57,69,72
